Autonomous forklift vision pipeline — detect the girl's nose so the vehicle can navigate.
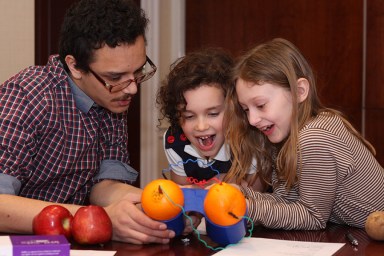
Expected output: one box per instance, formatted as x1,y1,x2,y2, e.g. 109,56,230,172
195,117,209,131
248,111,261,127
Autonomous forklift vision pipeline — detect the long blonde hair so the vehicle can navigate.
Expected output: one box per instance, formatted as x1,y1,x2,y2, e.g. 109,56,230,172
224,38,375,189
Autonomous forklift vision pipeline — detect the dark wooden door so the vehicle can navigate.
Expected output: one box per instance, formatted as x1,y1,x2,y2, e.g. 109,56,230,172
365,0,384,167
35,0,141,186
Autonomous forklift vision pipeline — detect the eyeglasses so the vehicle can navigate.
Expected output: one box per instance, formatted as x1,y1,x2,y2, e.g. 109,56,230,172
89,56,157,93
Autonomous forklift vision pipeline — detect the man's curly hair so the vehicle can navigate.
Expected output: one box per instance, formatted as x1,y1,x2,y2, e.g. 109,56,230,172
157,48,234,128
58,0,148,72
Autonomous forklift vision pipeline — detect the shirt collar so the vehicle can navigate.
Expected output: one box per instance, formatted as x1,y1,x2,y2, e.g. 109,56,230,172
67,76,95,113
184,143,230,162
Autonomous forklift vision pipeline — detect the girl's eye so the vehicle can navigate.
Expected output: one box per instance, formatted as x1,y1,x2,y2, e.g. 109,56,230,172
257,104,265,109
183,114,194,120
208,112,219,117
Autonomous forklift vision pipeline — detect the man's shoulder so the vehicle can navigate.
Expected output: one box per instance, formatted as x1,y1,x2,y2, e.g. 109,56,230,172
2,56,69,100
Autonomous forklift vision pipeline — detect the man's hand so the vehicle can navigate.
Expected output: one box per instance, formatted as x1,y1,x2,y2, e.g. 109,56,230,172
90,180,176,244
104,194,175,244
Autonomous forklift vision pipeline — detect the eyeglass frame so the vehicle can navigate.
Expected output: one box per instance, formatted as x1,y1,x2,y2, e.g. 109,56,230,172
88,56,157,93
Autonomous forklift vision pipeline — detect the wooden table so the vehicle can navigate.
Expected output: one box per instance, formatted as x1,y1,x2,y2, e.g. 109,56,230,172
70,223,384,255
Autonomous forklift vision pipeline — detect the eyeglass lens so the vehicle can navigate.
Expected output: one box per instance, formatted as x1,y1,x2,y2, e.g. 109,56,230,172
108,59,156,93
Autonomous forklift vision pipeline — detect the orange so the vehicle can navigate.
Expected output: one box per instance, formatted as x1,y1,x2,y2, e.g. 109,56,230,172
204,182,246,226
141,179,184,221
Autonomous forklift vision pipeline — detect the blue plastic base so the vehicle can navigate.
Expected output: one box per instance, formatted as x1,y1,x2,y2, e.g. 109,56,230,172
205,217,246,246
162,212,184,236
156,188,247,246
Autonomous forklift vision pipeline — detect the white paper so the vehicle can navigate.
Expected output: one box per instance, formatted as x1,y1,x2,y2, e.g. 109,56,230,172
197,217,207,235
213,237,345,256
71,249,116,256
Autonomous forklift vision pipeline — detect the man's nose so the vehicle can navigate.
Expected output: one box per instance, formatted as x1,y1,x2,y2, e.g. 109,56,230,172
122,81,138,95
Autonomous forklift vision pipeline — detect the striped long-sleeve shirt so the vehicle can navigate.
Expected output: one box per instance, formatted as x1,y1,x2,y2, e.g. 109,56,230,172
242,112,384,229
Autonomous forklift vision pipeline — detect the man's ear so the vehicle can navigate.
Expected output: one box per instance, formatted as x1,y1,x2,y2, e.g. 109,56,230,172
65,55,83,80
297,78,309,103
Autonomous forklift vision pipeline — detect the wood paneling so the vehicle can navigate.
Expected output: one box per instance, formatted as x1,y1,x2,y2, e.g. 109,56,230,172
35,0,74,65
365,110,384,166
365,0,384,165
366,0,384,109
186,0,384,165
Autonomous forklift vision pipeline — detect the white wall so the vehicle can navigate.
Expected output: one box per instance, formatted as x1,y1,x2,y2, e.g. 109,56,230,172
0,1,35,83
140,0,185,187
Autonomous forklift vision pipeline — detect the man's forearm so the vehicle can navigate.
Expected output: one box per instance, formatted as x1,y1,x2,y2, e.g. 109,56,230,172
90,180,142,206
0,194,80,234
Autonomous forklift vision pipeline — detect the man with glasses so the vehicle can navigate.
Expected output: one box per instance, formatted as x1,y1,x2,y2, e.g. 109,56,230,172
0,0,174,244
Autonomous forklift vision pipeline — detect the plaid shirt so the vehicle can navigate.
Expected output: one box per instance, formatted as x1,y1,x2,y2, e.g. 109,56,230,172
0,55,137,204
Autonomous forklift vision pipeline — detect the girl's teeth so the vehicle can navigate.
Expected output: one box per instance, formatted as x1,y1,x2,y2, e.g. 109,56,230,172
198,135,214,147
262,125,272,131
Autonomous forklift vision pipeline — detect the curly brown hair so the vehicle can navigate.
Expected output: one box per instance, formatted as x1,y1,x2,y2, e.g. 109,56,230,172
59,0,148,73
157,48,234,128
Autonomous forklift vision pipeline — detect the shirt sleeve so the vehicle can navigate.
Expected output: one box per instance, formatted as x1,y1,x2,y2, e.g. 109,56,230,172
98,110,130,165
95,110,138,184
95,159,138,183
0,79,42,184
0,173,21,195
242,128,342,230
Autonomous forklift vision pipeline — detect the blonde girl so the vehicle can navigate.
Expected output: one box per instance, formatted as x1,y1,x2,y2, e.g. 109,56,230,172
225,38,384,229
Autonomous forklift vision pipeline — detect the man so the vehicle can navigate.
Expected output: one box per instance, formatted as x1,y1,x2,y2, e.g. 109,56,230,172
0,0,175,244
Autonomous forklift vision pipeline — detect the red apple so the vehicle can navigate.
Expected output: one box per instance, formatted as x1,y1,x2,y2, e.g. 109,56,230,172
71,205,112,244
32,205,73,239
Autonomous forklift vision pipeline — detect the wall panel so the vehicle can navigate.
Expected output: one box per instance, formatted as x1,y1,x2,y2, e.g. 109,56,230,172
366,0,384,165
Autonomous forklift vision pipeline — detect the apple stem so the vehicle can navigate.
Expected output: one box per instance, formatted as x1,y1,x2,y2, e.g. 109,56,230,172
228,211,239,219
158,185,163,194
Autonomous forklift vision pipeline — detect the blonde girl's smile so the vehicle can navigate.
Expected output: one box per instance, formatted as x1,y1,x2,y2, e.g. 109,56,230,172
260,124,275,136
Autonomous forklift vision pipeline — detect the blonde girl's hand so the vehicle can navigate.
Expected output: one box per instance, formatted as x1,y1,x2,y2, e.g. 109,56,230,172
182,211,204,235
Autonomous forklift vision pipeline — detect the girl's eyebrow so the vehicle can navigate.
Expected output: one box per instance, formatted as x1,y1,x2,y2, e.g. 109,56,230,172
207,105,223,110
184,105,223,112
